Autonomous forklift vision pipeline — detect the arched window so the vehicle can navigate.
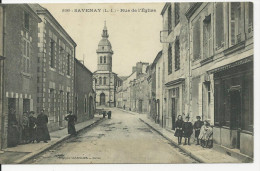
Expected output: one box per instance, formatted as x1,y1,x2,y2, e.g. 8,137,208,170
100,56,103,63
104,56,106,63
99,77,102,85
103,77,107,85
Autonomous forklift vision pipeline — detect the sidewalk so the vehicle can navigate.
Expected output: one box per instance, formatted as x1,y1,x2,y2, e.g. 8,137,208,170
138,114,252,163
0,115,104,164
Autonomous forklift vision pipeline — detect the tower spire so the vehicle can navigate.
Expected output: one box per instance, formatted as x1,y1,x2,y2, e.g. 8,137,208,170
102,20,109,38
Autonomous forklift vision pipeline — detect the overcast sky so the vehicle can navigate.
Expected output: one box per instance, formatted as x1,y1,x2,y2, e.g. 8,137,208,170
40,3,164,76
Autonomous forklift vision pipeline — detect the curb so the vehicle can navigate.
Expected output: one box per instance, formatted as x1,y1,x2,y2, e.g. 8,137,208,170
14,118,104,164
139,118,205,163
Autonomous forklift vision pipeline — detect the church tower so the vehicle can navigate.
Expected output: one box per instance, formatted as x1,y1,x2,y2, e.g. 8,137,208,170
96,21,113,71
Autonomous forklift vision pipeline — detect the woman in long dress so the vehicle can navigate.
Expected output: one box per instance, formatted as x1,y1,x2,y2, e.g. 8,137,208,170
174,115,184,145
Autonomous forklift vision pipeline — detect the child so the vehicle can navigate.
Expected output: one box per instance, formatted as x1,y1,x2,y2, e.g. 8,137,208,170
198,120,210,148
182,116,193,145
193,116,204,145
174,115,184,145
203,121,213,148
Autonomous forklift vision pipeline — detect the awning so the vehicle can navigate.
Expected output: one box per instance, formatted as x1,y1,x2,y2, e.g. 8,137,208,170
207,50,253,74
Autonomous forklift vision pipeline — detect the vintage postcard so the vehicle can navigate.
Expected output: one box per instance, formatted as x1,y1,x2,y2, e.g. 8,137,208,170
0,1,254,164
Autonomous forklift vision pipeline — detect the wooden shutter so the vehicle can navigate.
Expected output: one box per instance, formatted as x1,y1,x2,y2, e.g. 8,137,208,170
215,3,224,50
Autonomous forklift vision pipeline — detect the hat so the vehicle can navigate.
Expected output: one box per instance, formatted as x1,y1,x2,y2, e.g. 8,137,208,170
196,116,201,119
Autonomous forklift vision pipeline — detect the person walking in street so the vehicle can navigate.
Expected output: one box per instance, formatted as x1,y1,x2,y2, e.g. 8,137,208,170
65,111,77,136
7,108,19,147
174,115,184,145
36,109,50,143
193,116,204,145
182,116,193,145
21,111,30,144
28,111,37,143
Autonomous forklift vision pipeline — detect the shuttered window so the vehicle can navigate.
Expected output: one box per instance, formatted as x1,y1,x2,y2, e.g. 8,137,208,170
215,3,224,50
229,2,242,46
203,15,211,59
248,2,253,35
193,18,201,60
168,5,172,34
175,3,180,26
175,38,180,71
168,44,172,75
50,40,55,68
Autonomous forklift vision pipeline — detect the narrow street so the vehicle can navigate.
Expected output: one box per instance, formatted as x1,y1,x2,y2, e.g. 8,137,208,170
28,108,198,164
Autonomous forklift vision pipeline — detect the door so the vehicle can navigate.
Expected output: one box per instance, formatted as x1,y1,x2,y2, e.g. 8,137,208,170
230,89,241,149
171,98,176,130
23,99,30,113
8,98,17,147
100,93,106,106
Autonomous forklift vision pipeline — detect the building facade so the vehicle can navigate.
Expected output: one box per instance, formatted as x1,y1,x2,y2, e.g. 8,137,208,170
94,22,122,108
74,58,95,123
0,4,41,148
186,2,253,157
30,4,77,132
161,3,191,130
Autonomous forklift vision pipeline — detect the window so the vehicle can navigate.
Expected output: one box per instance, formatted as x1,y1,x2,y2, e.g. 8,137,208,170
99,77,102,85
84,98,87,113
22,39,30,73
67,92,70,113
50,40,55,68
175,3,180,26
67,53,70,75
100,56,103,64
50,89,54,118
248,2,253,34
103,77,107,85
104,56,106,63
215,3,224,50
24,11,29,30
229,2,242,46
168,5,172,34
60,47,64,72
203,14,212,59
168,44,172,74
158,67,160,88
175,38,180,71
193,18,201,60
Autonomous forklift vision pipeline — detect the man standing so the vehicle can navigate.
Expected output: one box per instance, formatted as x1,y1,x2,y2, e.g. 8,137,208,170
36,109,50,143
65,111,77,136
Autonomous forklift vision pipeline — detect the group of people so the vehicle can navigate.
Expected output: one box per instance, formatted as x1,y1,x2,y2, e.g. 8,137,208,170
174,115,213,148
8,109,51,147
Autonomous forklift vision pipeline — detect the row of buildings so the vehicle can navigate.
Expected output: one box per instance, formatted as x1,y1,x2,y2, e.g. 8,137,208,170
116,2,254,158
0,4,95,149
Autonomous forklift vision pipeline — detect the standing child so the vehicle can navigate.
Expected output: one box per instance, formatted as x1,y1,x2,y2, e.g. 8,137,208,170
182,116,193,145
174,115,184,145
193,116,204,145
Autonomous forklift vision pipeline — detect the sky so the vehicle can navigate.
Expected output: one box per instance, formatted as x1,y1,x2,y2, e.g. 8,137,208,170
40,3,164,76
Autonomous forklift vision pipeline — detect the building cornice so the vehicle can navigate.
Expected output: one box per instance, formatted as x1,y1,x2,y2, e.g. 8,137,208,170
165,78,185,87
185,2,202,20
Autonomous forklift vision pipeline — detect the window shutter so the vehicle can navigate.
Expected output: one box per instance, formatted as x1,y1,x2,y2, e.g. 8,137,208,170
193,18,200,60
215,3,224,49
230,3,236,46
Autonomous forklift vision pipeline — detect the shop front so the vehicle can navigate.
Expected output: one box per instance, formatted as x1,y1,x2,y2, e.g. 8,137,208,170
211,58,253,157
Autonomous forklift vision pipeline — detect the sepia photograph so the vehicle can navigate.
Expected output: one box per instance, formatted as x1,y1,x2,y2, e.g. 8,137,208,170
0,0,257,167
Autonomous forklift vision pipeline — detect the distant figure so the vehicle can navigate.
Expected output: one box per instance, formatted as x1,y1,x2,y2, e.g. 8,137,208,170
36,109,50,143
182,116,193,145
193,116,204,145
28,111,37,143
107,111,112,119
21,111,30,144
7,108,19,147
65,111,77,135
174,115,184,145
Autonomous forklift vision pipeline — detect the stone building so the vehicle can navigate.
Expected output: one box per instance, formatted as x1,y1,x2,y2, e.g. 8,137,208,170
29,4,77,131
186,2,253,157
93,22,122,108
161,3,191,130
0,4,41,148
74,58,95,123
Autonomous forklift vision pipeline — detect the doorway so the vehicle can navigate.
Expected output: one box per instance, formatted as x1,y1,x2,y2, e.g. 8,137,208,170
100,93,106,106
58,91,63,127
138,100,142,113
89,96,93,117
229,88,241,149
171,98,176,130
23,99,30,113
